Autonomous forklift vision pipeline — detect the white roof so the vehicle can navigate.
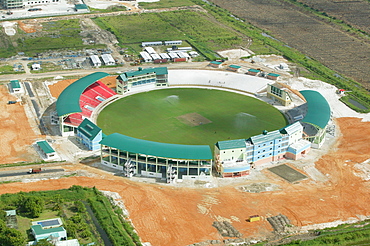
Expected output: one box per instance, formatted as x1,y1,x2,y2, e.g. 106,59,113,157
55,239,80,246
177,52,189,58
164,40,182,45
142,41,162,46
289,139,311,151
283,121,303,135
140,52,152,61
168,53,178,59
90,55,101,64
151,53,161,60
144,47,156,54
160,53,170,59
101,54,115,64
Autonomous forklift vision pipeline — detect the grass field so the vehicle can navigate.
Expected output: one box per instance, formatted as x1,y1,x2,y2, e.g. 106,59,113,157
97,88,287,147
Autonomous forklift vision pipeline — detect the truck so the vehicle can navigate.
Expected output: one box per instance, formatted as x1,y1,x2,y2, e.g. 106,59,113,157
28,168,42,174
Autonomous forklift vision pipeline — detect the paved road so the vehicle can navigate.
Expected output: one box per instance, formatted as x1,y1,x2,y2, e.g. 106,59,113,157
0,168,65,178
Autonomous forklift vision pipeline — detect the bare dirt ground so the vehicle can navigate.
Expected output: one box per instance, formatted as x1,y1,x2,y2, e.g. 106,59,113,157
0,85,40,164
48,75,117,98
0,118,369,245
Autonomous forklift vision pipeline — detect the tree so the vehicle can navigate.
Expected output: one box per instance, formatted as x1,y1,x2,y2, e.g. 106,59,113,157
24,196,44,218
0,220,26,246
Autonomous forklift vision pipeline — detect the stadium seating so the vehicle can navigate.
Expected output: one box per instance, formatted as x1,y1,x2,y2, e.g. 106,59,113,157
63,80,116,126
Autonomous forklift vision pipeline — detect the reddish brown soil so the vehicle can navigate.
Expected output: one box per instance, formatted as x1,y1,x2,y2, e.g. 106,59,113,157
0,86,40,164
0,117,369,245
18,20,42,33
48,76,117,98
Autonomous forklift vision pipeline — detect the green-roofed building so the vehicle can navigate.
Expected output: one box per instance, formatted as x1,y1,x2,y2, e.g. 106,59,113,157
75,3,89,11
266,73,281,80
267,83,292,106
31,225,67,242
36,141,56,159
77,118,102,151
100,133,212,181
208,61,223,68
227,65,241,72
247,69,261,76
9,79,23,93
116,67,168,94
299,90,331,148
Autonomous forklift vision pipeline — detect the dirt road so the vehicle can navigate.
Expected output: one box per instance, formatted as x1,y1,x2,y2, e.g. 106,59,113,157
0,117,369,245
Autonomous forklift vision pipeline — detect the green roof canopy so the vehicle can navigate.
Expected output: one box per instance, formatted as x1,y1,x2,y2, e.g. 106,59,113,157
77,118,101,141
216,139,246,150
210,61,222,65
100,133,213,160
36,141,55,154
75,3,88,9
229,65,241,69
250,130,282,145
117,67,168,81
248,69,260,73
300,90,330,129
10,80,20,89
31,225,65,236
56,72,110,117
267,73,280,77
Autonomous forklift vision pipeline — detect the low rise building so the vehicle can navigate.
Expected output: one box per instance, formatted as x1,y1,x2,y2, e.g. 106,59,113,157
116,67,168,94
76,118,102,151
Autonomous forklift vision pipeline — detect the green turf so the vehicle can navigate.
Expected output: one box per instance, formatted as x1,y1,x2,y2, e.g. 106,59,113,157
97,88,288,147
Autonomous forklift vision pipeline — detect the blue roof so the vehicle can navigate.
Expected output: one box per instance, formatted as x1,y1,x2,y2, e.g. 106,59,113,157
300,90,331,129
100,133,213,160
56,72,110,116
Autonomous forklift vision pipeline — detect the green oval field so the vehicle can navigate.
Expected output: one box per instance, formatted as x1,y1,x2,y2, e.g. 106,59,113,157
97,88,287,147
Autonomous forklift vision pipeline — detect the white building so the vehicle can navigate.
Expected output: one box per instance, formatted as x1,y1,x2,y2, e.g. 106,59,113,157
142,41,162,47
101,54,115,66
164,40,182,46
159,53,170,60
144,47,157,55
90,55,101,67
168,53,178,60
140,52,153,62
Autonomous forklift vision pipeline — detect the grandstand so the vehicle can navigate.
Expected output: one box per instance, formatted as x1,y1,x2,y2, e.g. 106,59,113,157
56,72,117,136
100,133,212,182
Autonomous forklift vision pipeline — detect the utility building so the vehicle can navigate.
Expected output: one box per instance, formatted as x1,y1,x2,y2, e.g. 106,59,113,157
101,54,115,66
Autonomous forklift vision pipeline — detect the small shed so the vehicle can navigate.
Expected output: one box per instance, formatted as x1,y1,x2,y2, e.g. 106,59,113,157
266,73,280,80
209,61,223,68
36,141,56,159
227,65,241,72
247,68,260,76
9,80,23,93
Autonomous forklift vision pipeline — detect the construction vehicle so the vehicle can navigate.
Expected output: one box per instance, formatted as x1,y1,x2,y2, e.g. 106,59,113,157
28,168,42,174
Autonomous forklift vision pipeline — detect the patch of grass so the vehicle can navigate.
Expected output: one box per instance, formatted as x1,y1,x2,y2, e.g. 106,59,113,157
139,0,195,9
97,88,287,148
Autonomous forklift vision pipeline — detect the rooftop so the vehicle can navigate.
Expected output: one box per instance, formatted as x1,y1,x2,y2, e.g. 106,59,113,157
56,72,110,117
31,225,65,236
267,73,280,77
77,118,102,141
10,80,20,89
250,130,282,145
36,141,55,154
216,139,246,150
300,90,331,129
248,69,260,73
117,67,168,81
229,65,241,69
100,133,213,160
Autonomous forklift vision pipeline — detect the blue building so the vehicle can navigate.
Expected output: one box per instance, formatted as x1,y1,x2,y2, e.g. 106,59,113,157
76,118,102,151
215,122,310,177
